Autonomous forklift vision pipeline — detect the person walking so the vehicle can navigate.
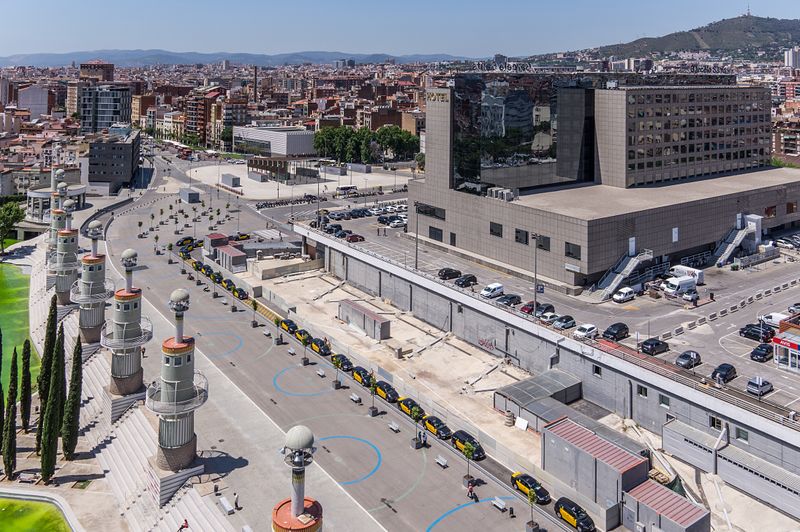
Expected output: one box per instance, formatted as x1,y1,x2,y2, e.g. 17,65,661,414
467,483,474,501
422,432,427,447
234,492,240,510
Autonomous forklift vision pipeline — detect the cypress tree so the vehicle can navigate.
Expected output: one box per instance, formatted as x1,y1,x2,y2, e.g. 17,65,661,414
0,328,4,439
3,348,18,478
61,341,82,461
20,340,31,432
54,335,68,436
40,325,64,484
35,295,57,453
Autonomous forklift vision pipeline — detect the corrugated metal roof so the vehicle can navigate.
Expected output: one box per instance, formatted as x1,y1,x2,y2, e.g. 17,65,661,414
495,370,581,407
545,418,646,473
626,480,708,526
718,443,800,494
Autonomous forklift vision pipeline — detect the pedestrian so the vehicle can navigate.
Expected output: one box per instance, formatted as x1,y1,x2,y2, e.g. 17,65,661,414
467,483,474,500
234,492,240,510
142,347,147,358
422,432,427,446
383,228,387,237
377,227,380,236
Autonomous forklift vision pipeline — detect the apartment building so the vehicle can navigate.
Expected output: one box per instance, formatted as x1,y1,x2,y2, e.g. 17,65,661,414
79,85,132,134
80,60,114,82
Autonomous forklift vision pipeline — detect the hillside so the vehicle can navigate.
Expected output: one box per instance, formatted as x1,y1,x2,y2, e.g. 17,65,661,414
596,15,800,58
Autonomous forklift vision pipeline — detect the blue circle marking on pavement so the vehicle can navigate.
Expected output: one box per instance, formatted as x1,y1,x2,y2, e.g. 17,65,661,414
318,435,382,486
273,366,334,397
425,496,515,531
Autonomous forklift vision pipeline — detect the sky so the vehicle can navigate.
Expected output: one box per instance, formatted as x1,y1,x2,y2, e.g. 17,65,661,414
0,0,797,58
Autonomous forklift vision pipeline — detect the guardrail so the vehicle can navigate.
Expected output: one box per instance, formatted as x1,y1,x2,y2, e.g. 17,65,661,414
145,371,209,415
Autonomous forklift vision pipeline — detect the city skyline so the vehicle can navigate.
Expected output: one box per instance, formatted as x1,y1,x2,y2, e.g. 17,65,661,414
0,0,797,58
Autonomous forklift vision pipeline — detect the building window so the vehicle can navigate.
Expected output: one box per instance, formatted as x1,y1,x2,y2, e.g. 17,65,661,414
710,415,722,430
659,394,670,408
515,229,529,245
592,364,602,377
490,222,503,238
417,203,446,221
450,233,456,246
187,354,192,363
429,226,443,242
637,384,648,398
536,235,551,252
163,356,171,366
565,242,581,260
174,356,183,367
788,202,797,215
735,427,749,443
764,205,777,218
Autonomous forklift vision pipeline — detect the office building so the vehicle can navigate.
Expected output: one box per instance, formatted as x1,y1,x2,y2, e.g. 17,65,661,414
79,85,132,134
408,74,791,293
84,129,141,193
80,60,115,82
232,126,315,157
0,77,9,106
66,80,87,117
18,84,53,118
785,47,800,69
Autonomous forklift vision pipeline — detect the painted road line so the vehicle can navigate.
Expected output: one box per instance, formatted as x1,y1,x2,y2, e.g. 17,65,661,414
425,496,515,532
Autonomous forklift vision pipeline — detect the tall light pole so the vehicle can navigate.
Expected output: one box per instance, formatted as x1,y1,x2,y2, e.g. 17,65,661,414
363,178,368,207
414,201,420,270
532,233,540,315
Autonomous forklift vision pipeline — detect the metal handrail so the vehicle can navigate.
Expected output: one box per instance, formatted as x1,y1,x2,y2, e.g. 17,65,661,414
48,251,80,271
145,371,208,415
100,316,154,349
70,278,115,304
300,223,800,433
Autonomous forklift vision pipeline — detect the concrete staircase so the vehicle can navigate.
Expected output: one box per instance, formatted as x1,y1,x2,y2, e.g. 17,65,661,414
713,225,755,266
583,249,654,303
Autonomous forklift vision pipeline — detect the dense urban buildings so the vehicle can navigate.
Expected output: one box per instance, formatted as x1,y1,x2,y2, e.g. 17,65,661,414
79,85,132,134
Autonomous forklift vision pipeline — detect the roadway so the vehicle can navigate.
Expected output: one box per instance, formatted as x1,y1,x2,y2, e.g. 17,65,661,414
103,157,571,531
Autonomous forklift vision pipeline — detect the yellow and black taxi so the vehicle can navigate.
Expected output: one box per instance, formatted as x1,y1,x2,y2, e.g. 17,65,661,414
511,472,551,504
191,260,203,271
310,338,331,356
397,397,425,420
182,242,195,252
352,366,372,387
232,232,250,241
422,415,452,440
221,279,235,291
280,319,298,334
179,250,191,260
295,328,312,344
375,380,398,403
210,272,223,284
331,354,353,373
176,236,194,247
554,497,595,532
233,287,248,300
451,430,486,460
200,264,213,276
192,238,204,248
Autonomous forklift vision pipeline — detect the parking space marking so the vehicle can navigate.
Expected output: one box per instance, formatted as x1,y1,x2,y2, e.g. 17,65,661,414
784,396,800,408
425,496,516,532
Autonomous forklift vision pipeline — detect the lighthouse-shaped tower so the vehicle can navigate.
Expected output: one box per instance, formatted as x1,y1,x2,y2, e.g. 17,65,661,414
70,220,114,344
47,179,68,270
146,288,208,472
100,249,153,409
52,198,79,305
272,425,323,532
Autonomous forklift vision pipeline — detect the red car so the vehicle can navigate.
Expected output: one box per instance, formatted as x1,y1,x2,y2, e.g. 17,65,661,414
346,234,365,243
520,301,537,314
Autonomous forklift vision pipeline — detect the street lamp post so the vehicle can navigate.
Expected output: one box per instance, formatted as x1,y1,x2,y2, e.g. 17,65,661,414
393,169,397,192
363,178,368,208
414,201,420,270
532,233,540,315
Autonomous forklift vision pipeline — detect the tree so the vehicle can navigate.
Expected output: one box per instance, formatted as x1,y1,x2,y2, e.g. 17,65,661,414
0,328,4,437
36,295,57,453
527,485,537,526
3,347,18,478
368,375,378,412
40,325,65,483
20,339,32,432
61,341,82,461
410,405,423,441
415,152,425,171
250,299,259,327
0,202,25,254
137,220,143,232
220,126,233,144
463,441,475,481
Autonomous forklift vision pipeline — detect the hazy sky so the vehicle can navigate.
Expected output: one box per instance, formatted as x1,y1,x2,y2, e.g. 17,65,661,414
0,0,796,57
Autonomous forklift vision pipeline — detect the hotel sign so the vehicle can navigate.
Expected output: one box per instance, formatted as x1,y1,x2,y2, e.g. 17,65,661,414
426,92,449,103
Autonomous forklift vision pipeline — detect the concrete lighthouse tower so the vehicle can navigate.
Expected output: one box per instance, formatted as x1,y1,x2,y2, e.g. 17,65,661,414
70,220,114,343
146,288,208,473
100,249,153,420
46,178,68,272
52,198,80,305
272,425,323,532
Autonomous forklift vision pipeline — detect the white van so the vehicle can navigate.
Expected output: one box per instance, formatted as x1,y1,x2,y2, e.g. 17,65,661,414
668,265,705,285
480,283,504,299
612,287,636,303
759,312,789,328
663,276,696,297
335,185,358,197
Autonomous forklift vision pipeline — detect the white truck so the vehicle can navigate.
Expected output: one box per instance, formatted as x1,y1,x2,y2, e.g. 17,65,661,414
668,265,704,285
759,312,789,328
663,276,696,297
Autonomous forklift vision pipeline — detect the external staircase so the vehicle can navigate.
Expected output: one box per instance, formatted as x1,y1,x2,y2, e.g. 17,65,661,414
583,249,654,303
712,224,756,266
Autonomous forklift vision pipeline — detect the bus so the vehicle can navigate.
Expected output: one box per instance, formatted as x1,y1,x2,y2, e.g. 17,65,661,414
335,185,359,197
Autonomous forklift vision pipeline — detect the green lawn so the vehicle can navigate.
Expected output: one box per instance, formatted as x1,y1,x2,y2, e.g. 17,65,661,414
0,498,71,532
2,238,19,251
0,263,40,390
220,152,246,160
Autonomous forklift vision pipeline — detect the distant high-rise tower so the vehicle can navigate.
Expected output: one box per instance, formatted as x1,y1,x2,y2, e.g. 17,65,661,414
786,47,800,69
253,65,258,102
71,220,114,344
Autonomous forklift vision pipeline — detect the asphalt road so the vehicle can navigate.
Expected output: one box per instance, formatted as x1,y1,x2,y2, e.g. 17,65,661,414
104,157,570,532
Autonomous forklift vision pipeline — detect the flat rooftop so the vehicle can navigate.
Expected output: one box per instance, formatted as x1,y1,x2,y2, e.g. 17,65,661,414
515,167,800,220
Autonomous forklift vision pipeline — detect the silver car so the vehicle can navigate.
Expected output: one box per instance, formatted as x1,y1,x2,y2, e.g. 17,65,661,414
746,376,773,397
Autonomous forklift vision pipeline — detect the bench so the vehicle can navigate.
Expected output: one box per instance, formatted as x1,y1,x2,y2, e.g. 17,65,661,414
316,368,326,378
435,455,448,468
349,393,361,404
219,496,235,515
287,347,296,356
388,421,400,433
491,497,507,512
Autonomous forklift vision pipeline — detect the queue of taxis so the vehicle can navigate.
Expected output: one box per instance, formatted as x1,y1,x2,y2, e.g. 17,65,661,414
422,415,452,440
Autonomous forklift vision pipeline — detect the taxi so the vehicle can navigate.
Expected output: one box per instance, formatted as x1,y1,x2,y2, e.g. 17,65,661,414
352,366,372,387
554,498,595,532
375,381,398,403
191,260,202,271
176,236,194,246
295,329,312,344
179,251,191,260
280,319,298,334
200,264,213,276
422,415,452,440
233,232,250,241
451,430,486,460
210,272,223,284
310,338,331,356
192,239,204,248
397,397,425,420
511,472,551,504
233,287,248,300
182,243,195,252
331,354,353,373
221,279,235,291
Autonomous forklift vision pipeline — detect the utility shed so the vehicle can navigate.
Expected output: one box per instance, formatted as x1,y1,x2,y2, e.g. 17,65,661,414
542,417,650,531
623,480,710,532
494,370,582,411
337,299,390,340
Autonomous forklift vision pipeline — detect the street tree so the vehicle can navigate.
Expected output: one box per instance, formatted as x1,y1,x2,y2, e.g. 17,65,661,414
0,202,24,254
61,341,83,460
463,441,475,482
40,325,65,483
410,405,423,441
36,295,57,452
20,339,32,432
3,347,18,478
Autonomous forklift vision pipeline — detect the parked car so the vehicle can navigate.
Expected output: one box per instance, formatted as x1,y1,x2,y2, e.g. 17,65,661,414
573,324,598,340
451,430,485,460
746,376,773,396
641,338,669,356
602,322,629,341
438,267,462,280
480,283,504,298
334,229,353,239
739,324,774,342
310,338,331,356
233,287,248,300
176,236,193,246
750,343,773,362
331,354,353,373
553,315,576,331
682,288,699,302
454,274,478,288
280,319,297,334
496,294,522,306
539,312,560,325
511,472,551,504
422,416,452,440
789,303,800,314
369,207,384,216
675,350,702,369
554,497,596,532
533,303,555,318
345,234,365,243
324,223,342,234
377,215,391,225
711,363,737,383
612,287,635,303
389,219,407,228
776,239,795,249
375,380,398,403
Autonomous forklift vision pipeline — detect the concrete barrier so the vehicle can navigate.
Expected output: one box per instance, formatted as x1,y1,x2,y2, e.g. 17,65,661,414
697,317,707,325
747,296,754,303
755,293,763,300
719,309,728,317
774,286,782,293
661,332,673,340
708,313,718,321
765,289,772,296
674,327,684,336
783,283,790,289
687,321,697,330
792,280,798,286
739,300,746,308
730,305,739,313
